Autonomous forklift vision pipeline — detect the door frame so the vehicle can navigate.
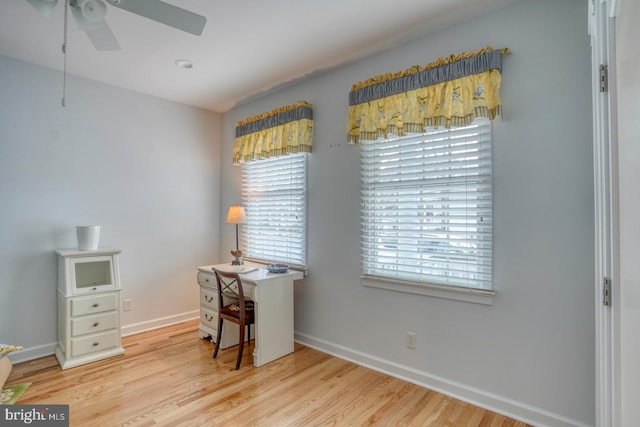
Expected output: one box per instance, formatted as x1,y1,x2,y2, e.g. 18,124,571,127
590,0,620,425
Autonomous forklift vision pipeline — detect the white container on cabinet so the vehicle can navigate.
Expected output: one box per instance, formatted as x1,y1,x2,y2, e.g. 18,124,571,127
76,225,101,251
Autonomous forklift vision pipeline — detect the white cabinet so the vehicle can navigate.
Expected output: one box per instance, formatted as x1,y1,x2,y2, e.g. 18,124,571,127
55,249,125,370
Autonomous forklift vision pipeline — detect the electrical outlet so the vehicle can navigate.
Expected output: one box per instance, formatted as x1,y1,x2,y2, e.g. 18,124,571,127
406,331,416,349
123,299,132,311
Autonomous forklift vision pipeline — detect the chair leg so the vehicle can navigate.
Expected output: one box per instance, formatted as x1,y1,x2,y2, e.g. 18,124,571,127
213,318,223,359
236,322,245,370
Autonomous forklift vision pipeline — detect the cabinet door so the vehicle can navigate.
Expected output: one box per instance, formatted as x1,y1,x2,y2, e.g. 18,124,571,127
70,255,117,294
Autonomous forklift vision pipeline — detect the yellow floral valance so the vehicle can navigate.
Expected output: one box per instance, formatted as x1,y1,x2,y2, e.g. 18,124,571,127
347,46,510,144
233,101,313,164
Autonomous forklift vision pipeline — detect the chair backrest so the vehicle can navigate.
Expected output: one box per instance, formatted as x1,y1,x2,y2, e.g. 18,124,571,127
212,269,249,315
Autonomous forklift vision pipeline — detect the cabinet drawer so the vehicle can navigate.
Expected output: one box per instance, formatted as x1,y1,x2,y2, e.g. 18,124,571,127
200,307,218,330
200,287,218,310
71,330,118,357
71,311,117,337
71,293,118,316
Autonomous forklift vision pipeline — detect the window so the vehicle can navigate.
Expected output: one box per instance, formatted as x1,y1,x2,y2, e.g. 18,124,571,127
360,118,493,294
241,153,307,269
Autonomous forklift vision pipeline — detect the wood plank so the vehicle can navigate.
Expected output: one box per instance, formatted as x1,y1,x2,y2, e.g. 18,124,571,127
7,320,531,426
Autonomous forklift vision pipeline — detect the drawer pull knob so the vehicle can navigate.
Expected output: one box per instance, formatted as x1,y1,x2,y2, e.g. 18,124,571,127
93,322,99,327
92,287,98,291
92,342,99,347
92,303,100,308
205,295,213,302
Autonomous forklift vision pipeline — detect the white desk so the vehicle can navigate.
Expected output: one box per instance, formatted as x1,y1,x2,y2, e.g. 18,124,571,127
197,263,303,367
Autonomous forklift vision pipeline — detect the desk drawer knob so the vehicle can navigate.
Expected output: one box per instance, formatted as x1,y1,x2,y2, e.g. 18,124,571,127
92,303,100,308
93,322,99,327
92,342,99,347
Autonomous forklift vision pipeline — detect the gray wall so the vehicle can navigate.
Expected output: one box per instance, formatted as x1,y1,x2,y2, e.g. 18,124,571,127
221,0,594,425
0,55,222,352
0,0,595,425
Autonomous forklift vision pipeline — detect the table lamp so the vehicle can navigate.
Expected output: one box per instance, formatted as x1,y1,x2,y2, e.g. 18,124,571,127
226,204,246,265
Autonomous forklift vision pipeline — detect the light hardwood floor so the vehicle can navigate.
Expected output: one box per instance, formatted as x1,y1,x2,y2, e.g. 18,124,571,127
7,320,530,426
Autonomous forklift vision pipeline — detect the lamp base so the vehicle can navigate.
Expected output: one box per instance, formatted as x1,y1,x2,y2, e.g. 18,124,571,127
231,259,244,265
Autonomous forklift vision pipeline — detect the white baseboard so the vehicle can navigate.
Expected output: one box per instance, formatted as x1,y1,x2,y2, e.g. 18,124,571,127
7,342,57,365
294,331,591,427
121,310,200,337
8,311,200,365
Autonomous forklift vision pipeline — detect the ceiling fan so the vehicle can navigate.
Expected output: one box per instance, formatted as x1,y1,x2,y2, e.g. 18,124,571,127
25,0,207,51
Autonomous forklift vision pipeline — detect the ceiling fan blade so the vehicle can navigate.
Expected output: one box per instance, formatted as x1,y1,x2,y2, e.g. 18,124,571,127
25,0,58,18
70,6,121,50
84,19,121,50
105,0,206,36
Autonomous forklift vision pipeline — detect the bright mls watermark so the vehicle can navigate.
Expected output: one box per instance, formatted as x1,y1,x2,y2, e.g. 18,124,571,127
1,405,69,426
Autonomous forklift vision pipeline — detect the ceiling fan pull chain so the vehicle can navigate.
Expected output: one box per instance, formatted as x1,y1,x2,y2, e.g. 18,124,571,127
61,0,69,107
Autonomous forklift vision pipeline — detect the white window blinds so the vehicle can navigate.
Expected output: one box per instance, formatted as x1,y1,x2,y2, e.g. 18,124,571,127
241,153,307,268
360,118,493,290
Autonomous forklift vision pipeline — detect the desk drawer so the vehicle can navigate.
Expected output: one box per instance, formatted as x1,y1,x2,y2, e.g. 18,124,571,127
199,274,255,300
71,311,117,337
71,330,118,357
244,283,255,300
197,271,215,287
71,293,118,316
223,282,255,300
200,287,218,310
200,307,218,330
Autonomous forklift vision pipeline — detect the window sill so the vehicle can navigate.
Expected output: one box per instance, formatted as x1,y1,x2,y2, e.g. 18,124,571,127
361,275,495,305
244,257,308,276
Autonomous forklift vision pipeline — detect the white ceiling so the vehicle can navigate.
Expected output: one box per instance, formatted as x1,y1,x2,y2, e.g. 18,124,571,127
0,0,517,112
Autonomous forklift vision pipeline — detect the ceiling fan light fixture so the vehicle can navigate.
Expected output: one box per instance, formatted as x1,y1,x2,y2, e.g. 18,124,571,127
78,0,107,22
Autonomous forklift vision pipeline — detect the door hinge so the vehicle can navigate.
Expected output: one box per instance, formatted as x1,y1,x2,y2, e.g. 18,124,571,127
600,64,608,92
603,277,611,306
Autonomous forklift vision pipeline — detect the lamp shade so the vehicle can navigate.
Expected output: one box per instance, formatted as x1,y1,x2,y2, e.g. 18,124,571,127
226,205,246,224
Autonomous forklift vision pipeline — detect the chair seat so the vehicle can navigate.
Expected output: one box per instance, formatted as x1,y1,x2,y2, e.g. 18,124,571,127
220,301,255,323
